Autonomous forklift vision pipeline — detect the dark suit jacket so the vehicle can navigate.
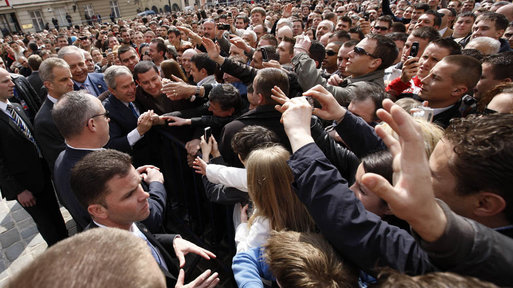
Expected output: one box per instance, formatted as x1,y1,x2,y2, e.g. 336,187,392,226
73,73,108,97
27,71,45,101
10,73,42,123
86,222,180,287
34,97,65,172
219,105,291,167
0,103,47,200
433,102,461,129
103,94,157,168
54,146,168,233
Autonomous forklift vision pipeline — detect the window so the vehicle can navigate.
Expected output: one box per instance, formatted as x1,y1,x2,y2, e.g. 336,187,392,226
85,4,95,18
54,7,67,26
110,1,120,18
29,10,44,32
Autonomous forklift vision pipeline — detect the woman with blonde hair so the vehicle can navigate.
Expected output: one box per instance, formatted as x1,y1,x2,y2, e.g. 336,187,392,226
235,144,316,253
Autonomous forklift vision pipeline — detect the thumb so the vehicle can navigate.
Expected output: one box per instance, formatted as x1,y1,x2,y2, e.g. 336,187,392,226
176,269,185,287
361,173,397,204
177,250,186,268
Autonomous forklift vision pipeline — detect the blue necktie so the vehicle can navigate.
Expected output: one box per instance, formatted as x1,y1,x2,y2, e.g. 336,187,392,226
128,102,139,118
6,104,41,157
144,238,169,272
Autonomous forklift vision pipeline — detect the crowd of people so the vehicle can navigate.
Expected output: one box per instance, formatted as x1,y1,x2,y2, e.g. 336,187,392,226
1,0,513,287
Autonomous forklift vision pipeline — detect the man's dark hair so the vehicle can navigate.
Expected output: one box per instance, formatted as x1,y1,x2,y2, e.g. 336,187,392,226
456,11,476,21
444,55,482,90
236,15,250,24
309,40,326,69
330,30,351,42
324,12,337,22
253,68,289,104
150,38,167,57
133,61,159,81
282,36,296,54
292,18,304,29
71,149,133,209
423,10,442,28
387,32,408,43
231,125,279,161
477,12,509,31
191,53,217,75
376,16,393,28
340,16,352,27
411,26,441,42
208,83,242,112
349,27,365,40
445,113,513,223
167,27,180,37
352,85,388,121
391,22,407,33
482,52,513,81
366,34,399,70
117,45,136,61
259,34,278,48
27,54,42,71
431,38,462,55
28,42,38,52
343,39,359,48
461,48,484,61
414,3,430,12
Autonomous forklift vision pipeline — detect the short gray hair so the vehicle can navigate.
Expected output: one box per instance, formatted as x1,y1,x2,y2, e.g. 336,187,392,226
57,45,85,60
52,90,97,139
39,58,70,83
104,65,132,89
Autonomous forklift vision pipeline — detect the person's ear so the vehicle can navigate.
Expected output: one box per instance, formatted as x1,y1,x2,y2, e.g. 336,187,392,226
473,192,507,218
257,93,265,105
88,204,108,220
369,57,382,70
451,84,468,97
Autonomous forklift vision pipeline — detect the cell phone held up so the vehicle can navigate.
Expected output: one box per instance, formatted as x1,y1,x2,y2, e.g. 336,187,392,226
409,42,419,58
260,47,269,62
204,127,212,141
217,23,230,30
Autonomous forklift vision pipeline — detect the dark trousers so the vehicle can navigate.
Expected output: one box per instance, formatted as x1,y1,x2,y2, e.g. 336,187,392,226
19,177,68,246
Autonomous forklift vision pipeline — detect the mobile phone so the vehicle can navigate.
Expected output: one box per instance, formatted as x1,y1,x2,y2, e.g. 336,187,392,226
260,47,269,62
410,42,419,58
204,127,211,141
217,23,230,30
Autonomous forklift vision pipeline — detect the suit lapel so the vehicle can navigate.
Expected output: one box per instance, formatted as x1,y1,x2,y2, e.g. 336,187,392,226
0,104,33,139
137,223,179,277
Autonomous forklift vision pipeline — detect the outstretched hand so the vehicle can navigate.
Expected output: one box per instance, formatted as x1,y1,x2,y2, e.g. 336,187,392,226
302,85,346,121
275,96,314,152
360,99,446,242
173,237,216,268
175,269,219,288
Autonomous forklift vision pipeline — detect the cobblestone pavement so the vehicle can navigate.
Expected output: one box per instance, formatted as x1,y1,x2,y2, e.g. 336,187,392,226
0,198,76,287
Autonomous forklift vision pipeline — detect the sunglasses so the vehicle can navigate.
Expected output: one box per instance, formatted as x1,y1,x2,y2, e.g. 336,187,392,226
353,46,379,58
373,26,389,31
326,50,337,56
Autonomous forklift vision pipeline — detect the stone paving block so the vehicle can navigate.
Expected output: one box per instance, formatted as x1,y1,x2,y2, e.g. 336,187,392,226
0,228,20,249
15,218,33,232
20,225,38,240
0,259,6,273
4,242,25,262
0,215,14,234
27,234,44,248
11,209,30,222
6,201,21,211
9,254,33,274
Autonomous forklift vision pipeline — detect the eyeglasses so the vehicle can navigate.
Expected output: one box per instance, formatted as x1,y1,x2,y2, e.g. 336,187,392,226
326,50,337,56
353,46,379,58
88,110,110,124
373,26,389,31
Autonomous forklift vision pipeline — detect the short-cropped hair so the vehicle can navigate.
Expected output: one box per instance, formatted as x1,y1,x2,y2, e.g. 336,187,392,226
253,68,289,104
191,53,217,75
366,34,399,70
5,228,166,288
443,55,481,90
208,83,242,112
231,125,279,162
39,57,70,83
373,269,498,288
265,231,359,288
445,113,513,223
133,60,158,81
53,91,97,139
104,65,132,89
411,26,441,42
57,45,85,60
71,149,132,209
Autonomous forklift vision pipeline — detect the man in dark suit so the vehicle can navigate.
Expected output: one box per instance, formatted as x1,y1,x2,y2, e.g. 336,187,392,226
26,54,46,102
220,68,292,167
34,58,74,172
0,67,67,246
58,46,108,97
71,149,219,288
53,90,167,233
102,65,163,168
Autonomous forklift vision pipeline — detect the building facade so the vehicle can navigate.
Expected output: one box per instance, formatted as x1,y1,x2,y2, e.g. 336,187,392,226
0,0,182,35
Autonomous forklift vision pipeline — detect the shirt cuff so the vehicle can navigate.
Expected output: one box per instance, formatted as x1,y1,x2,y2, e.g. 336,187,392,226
127,128,144,147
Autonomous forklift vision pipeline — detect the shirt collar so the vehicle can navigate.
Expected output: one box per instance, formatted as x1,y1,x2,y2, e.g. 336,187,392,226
47,94,58,104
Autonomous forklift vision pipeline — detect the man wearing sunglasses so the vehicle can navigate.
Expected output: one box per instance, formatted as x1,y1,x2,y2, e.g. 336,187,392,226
292,34,398,106
371,16,393,35
53,90,166,233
